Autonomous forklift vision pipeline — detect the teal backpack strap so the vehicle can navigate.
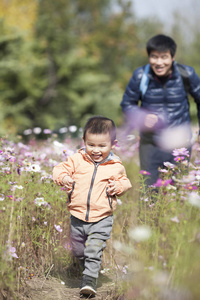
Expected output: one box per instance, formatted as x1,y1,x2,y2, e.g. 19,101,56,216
139,64,150,99
177,63,190,94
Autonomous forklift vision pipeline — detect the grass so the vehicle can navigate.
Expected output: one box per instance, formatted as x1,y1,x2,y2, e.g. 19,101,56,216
0,134,200,300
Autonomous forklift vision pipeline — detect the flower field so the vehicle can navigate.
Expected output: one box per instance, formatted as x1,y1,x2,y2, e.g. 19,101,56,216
0,132,200,300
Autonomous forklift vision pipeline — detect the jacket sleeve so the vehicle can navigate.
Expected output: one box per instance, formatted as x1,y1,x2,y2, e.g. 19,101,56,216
187,66,200,133
120,67,146,133
112,166,132,196
53,156,75,186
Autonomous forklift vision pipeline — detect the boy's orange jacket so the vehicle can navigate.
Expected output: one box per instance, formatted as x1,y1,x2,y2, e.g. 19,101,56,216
53,149,132,222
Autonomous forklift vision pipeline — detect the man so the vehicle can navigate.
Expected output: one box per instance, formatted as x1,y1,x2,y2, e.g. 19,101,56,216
121,34,200,186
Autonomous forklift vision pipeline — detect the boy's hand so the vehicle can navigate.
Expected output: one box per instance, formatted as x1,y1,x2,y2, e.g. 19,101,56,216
107,179,117,196
62,175,74,193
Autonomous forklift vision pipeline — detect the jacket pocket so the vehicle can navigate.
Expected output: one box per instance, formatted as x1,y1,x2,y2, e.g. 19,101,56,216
68,181,75,203
106,187,113,210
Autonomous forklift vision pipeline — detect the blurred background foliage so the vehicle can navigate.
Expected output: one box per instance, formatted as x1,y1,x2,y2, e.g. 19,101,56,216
0,0,200,136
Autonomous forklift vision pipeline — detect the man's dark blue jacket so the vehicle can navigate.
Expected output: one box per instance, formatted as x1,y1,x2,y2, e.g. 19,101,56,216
121,62,200,142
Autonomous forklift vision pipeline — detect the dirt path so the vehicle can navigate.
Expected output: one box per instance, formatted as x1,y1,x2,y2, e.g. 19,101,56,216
20,272,117,300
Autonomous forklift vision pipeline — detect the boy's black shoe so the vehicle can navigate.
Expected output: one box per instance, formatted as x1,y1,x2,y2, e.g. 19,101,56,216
80,274,97,296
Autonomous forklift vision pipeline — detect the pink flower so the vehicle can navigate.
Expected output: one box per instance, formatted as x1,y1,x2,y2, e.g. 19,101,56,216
8,247,18,258
153,178,173,187
184,184,198,190
174,156,185,162
172,148,190,157
7,195,16,201
64,242,72,251
140,170,151,175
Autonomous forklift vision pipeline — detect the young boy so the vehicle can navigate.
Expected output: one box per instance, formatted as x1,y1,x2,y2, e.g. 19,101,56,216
53,116,132,296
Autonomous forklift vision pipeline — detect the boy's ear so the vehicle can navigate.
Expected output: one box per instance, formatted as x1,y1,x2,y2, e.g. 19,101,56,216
111,139,118,149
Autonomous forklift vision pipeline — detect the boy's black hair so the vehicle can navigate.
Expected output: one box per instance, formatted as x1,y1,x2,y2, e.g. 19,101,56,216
146,34,177,57
83,116,116,144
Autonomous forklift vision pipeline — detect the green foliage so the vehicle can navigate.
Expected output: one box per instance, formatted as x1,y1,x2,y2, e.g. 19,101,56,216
0,0,200,136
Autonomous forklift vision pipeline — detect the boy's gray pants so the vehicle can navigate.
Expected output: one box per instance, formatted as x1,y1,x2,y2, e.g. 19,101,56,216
70,214,113,279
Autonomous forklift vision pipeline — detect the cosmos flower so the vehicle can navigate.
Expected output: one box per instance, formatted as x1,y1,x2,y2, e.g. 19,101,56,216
7,246,18,259
129,225,152,242
0,194,5,201
153,178,173,187
43,129,52,134
163,162,175,169
188,192,200,208
140,170,151,175
7,195,16,201
172,148,190,157
174,156,185,162
170,216,180,223
13,185,23,190
54,225,63,232
34,197,48,206
184,184,198,190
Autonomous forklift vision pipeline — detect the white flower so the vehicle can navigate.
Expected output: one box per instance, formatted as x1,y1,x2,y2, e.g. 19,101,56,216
188,192,200,208
13,185,23,190
163,162,175,169
170,216,180,223
0,194,5,201
69,125,77,133
59,127,68,134
34,197,48,207
129,226,152,242
53,140,64,148
33,127,42,134
117,199,122,205
30,164,41,172
127,135,135,141
23,129,32,135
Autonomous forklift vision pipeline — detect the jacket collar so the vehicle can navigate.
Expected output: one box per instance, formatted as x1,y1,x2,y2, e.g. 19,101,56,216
78,148,121,164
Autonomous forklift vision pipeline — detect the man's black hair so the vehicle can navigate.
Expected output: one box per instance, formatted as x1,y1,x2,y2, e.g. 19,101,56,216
146,34,177,57
83,116,116,144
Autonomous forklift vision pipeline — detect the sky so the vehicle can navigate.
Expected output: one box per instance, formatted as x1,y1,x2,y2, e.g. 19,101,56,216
132,0,199,29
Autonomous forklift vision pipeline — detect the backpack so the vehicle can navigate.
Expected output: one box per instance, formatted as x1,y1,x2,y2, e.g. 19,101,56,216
139,63,191,99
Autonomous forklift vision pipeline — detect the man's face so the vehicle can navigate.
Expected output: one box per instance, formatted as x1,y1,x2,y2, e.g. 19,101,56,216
149,50,175,77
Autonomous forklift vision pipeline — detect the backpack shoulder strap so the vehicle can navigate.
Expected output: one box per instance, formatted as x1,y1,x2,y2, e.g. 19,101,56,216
177,63,190,94
139,64,150,99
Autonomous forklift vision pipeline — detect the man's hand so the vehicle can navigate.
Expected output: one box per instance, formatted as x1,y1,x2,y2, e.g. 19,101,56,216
144,113,158,129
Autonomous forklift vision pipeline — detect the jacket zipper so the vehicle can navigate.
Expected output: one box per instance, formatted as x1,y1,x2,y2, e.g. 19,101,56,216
85,163,98,221
68,181,75,203
106,187,113,209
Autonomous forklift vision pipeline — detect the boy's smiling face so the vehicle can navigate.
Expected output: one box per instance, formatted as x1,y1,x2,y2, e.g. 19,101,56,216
84,132,116,163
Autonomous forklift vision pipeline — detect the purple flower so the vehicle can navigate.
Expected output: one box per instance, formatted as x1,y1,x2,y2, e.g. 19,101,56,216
43,129,52,134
